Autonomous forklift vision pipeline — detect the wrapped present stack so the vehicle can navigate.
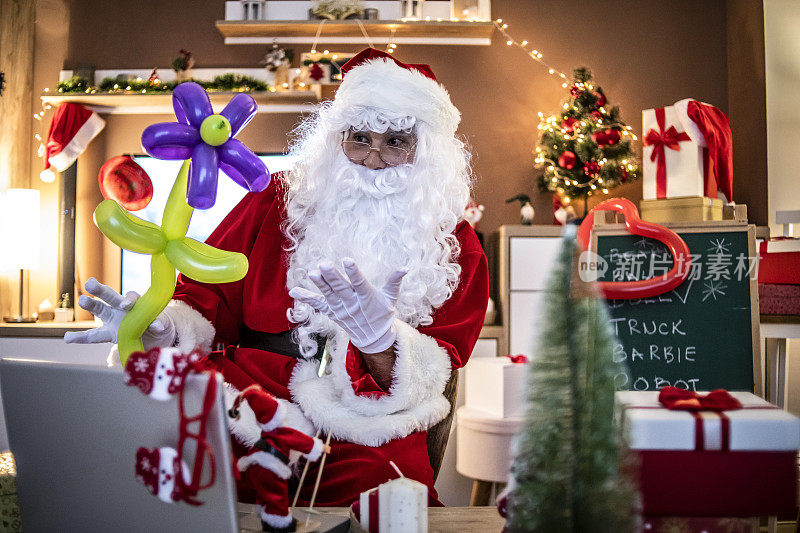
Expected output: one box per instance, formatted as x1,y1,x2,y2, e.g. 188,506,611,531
617,389,800,522
758,210,800,316
640,99,734,223
0,453,21,533
455,356,528,485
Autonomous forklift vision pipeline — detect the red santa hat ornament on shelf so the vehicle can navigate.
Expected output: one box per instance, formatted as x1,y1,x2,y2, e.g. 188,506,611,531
135,446,193,504
335,48,460,135
43,102,105,172
673,98,733,203
123,347,201,402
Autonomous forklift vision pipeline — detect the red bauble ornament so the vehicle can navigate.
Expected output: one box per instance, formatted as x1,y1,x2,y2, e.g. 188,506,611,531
590,110,603,120
98,155,153,211
561,117,578,133
570,85,583,98
591,130,609,146
583,160,601,177
595,91,607,107
606,129,621,145
558,150,577,169
620,166,629,183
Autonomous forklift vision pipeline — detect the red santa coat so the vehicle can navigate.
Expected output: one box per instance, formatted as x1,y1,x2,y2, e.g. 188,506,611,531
169,174,489,505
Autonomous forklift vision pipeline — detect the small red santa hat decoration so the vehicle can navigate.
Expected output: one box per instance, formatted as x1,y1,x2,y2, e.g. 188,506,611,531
553,195,577,226
335,48,460,135
123,347,200,401
43,102,105,172
463,200,485,228
229,385,286,433
673,98,733,203
135,446,192,503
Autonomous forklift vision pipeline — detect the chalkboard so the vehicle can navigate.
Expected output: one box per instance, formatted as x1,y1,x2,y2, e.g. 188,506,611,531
593,224,759,393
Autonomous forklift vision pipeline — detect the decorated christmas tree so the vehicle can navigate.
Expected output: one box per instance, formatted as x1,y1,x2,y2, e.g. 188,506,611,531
535,67,640,214
505,227,638,532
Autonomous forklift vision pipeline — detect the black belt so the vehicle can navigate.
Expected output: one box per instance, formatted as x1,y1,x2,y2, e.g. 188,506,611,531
238,326,325,360
254,439,290,465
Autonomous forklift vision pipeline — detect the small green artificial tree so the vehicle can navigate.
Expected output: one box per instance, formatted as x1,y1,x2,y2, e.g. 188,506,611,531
506,227,637,533
535,67,640,214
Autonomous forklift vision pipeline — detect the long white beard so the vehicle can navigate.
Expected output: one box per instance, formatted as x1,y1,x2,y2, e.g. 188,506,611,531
284,152,461,358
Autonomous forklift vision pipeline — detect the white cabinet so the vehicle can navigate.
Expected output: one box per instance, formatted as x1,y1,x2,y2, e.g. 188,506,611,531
499,225,564,358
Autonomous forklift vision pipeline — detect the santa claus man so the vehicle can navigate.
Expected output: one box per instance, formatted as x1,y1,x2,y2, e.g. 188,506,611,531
67,48,489,508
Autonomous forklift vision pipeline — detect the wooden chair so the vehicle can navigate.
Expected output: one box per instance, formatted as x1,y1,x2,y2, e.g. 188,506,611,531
427,370,459,482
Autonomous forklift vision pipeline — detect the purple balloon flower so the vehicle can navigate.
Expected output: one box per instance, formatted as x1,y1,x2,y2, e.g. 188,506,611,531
141,82,270,209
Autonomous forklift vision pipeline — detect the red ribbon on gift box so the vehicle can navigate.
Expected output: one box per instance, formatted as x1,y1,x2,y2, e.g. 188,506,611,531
643,108,692,198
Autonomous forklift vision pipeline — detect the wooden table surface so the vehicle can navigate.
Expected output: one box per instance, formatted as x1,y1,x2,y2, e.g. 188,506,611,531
237,504,505,532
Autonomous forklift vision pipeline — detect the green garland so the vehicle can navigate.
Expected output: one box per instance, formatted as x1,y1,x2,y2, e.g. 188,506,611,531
57,73,270,94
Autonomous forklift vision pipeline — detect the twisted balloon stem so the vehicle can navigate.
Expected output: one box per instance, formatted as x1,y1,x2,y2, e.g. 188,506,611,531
117,161,193,364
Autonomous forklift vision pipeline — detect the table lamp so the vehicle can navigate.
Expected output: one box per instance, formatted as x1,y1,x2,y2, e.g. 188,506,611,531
3,188,40,323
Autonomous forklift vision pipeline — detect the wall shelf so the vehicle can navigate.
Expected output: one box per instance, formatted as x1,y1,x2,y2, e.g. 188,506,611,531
41,90,320,115
215,20,495,45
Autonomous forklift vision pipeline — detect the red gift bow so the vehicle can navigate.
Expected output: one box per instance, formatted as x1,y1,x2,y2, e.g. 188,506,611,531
507,355,528,364
658,386,743,412
643,107,691,198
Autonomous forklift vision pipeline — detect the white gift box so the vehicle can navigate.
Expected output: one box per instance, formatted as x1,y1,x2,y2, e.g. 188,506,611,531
616,390,800,451
359,477,427,533
464,357,528,418
642,105,705,200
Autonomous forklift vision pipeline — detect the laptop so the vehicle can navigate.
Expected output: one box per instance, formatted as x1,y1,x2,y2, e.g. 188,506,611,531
0,358,241,533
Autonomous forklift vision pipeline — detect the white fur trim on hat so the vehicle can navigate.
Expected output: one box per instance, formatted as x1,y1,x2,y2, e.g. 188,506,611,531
224,385,313,448
331,58,460,134
288,320,452,447
48,112,106,171
162,299,215,354
237,451,292,480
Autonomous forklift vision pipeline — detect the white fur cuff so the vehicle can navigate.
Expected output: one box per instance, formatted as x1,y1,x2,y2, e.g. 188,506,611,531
163,299,215,354
260,508,293,528
305,438,324,462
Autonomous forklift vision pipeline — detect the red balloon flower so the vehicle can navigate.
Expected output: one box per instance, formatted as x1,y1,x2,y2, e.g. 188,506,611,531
98,156,153,211
583,160,601,177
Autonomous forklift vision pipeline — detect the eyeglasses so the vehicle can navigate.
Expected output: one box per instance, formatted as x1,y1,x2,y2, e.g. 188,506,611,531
341,133,416,166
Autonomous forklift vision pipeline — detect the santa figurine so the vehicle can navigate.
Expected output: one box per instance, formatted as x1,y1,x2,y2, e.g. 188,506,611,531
69,47,489,508
464,199,486,249
228,386,327,533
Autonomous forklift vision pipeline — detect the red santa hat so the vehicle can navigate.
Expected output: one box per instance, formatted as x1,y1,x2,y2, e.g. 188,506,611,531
231,385,285,433
335,48,460,135
673,98,733,203
123,347,200,402
135,446,192,503
44,102,105,172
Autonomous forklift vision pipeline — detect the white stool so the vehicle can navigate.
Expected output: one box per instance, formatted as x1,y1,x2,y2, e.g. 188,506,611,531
455,406,522,506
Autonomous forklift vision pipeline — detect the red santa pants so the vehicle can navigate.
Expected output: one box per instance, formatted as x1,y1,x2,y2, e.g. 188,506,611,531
206,348,443,507
243,465,292,526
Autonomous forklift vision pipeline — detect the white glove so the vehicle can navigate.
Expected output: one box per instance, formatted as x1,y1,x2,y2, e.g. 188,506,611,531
288,258,407,354
64,277,176,349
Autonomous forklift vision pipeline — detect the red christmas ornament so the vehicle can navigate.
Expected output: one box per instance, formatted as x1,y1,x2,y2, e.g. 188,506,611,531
590,110,603,120
606,129,621,145
583,160,601,178
595,91,606,108
570,85,583,98
561,117,578,133
558,150,577,169
619,166,629,183
591,130,609,146
309,62,324,81
98,155,153,211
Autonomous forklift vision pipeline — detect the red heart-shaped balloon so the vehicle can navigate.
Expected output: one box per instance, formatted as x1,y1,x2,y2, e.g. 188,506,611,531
98,156,153,211
577,198,691,299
